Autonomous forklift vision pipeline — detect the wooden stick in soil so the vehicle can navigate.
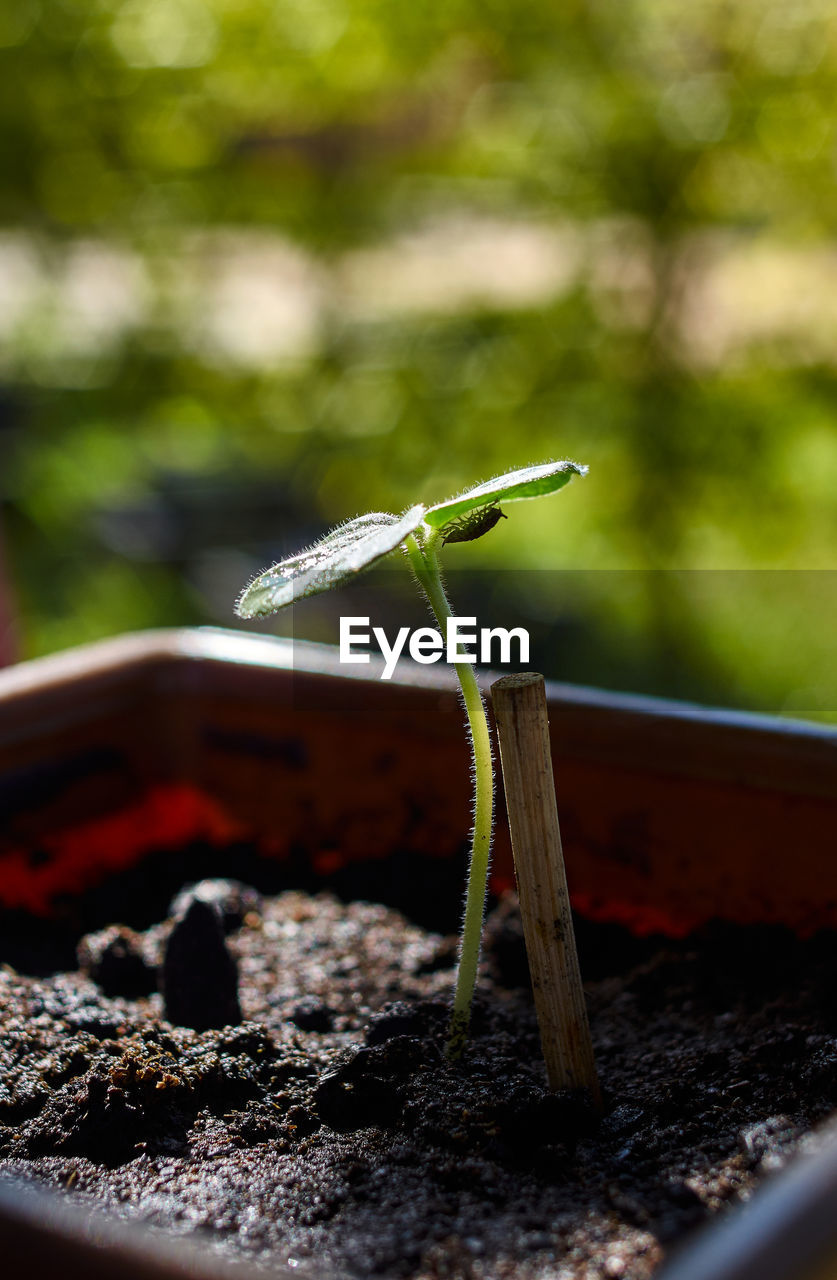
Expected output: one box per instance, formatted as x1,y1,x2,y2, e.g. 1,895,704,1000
490,672,601,1107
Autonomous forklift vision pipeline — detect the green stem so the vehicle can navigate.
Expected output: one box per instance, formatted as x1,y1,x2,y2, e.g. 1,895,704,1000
406,533,494,1060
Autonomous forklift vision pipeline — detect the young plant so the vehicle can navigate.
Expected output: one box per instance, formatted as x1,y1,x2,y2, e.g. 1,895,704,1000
235,460,587,1059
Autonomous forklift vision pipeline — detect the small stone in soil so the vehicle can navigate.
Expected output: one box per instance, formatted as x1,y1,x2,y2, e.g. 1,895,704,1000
167,879,262,935
739,1115,803,1171
76,925,157,998
289,996,335,1032
162,898,241,1031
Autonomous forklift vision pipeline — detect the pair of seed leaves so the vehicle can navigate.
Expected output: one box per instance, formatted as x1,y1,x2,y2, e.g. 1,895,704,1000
236,459,587,619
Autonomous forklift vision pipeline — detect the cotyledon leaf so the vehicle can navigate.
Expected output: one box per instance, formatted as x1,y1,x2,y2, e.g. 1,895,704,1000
235,505,426,618
424,460,587,529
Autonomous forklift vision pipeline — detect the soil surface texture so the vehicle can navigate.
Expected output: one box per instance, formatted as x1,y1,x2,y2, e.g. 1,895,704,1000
2,881,837,1280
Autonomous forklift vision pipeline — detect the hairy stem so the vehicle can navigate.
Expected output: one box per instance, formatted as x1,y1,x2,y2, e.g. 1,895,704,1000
406,533,494,1059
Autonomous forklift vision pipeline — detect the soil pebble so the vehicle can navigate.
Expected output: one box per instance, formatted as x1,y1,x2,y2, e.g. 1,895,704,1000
161,897,241,1030
76,925,157,998
168,878,263,935
290,996,335,1033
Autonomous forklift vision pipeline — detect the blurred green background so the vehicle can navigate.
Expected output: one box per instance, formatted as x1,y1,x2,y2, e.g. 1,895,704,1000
0,0,834,718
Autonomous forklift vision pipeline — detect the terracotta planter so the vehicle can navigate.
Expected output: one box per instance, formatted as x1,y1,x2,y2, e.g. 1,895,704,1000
0,627,835,1280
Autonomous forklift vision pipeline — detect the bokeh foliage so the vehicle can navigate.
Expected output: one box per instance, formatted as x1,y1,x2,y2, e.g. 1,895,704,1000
0,0,834,718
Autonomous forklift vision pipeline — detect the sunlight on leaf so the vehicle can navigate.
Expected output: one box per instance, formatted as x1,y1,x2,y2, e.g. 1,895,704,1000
424,460,587,528
235,505,426,617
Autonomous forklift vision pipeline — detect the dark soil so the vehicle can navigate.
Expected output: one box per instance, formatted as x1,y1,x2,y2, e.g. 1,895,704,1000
2,881,837,1280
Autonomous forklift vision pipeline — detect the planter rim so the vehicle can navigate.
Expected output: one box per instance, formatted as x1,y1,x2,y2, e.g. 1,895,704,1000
0,1178,292,1280
661,1119,837,1280
1,625,834,746
0,625,834,927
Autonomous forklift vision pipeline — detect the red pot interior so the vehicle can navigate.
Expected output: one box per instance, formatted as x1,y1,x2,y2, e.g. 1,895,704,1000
0,629,835,945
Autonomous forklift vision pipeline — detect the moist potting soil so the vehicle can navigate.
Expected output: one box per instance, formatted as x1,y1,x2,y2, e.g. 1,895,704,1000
1,882,836,1280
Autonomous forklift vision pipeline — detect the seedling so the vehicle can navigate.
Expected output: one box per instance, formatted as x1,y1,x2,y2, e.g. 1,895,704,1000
235,460,587,1058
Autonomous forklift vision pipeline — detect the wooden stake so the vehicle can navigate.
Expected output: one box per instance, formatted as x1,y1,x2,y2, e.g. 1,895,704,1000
490,672,601,1105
